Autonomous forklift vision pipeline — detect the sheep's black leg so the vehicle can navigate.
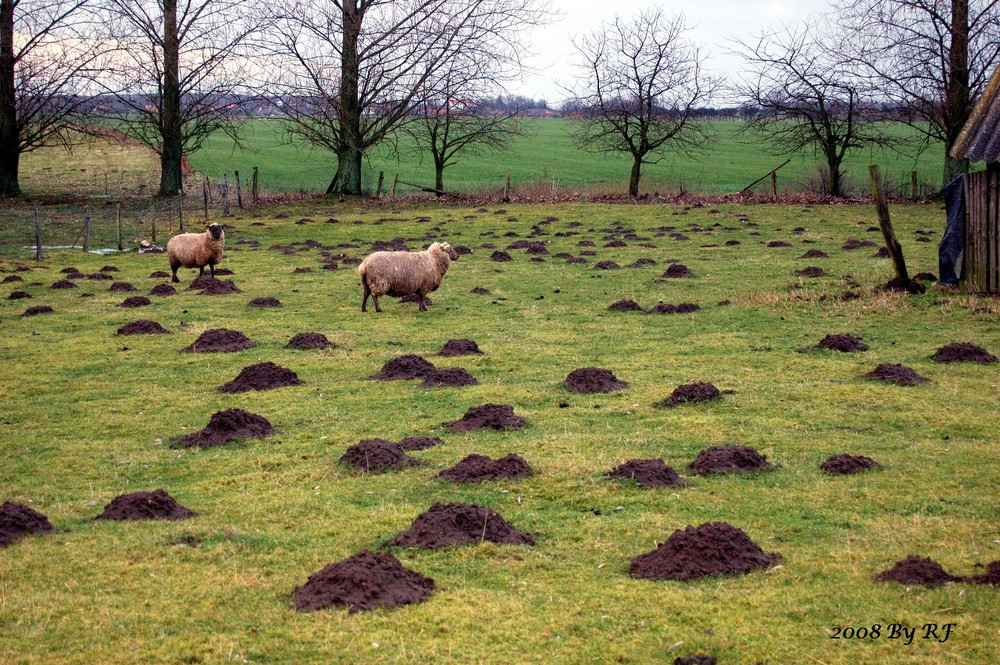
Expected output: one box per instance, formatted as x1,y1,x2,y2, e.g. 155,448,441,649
198,266,205,278
373,295,382,313
209,262,215,278
171,263,180,283
361,277,371,312
418,294,428,312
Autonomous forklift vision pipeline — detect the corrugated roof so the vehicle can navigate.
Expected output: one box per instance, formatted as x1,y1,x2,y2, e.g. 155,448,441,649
952,65,1000,163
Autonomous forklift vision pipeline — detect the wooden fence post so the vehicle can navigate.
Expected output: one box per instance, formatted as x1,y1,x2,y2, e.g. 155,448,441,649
117,204,124,251
251,167,259,205
235,171,243,209
376,171,384,198
389,174,398,197
203,179,209,221
503,173,511,202
869,165,912,285
221,174,230,216
34,209,43,261
178,190,184,232
911,171,919,201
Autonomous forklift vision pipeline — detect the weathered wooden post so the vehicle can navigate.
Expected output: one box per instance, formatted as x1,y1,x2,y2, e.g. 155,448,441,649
235,171,243,209
771,170,777,199
203,179,209,221
376,171,384,198
178,190,184,232
389,174,398,197
221,174,230,216
503,173,511,202
117,204,124,251
911,171,919,201
251,167,259,205
869,165,914,287
34,209,43,261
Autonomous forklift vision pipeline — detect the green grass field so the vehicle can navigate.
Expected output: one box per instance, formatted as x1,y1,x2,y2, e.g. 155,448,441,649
189,119,946,197
1,196,997,664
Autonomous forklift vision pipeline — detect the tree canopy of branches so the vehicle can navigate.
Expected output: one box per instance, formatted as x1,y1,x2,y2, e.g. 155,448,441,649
567,9,717,197
269,0,549,197
733,22,900,197
837,0,1000,185
0,0,102,197
95,0,265,196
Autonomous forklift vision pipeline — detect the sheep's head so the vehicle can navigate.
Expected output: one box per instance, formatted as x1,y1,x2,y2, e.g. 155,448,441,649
207,223,224,240
437,241,459,261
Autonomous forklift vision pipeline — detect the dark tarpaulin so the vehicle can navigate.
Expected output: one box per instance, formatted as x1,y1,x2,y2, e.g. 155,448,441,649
939,175,966,286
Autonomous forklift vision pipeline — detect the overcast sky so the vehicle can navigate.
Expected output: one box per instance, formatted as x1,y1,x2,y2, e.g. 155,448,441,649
515,0,834,103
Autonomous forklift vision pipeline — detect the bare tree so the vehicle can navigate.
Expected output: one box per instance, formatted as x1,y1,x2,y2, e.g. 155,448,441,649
95,0,266,196
268,0,549,197
0,0,101,197
567,9,718,197
733,22,901,197
837,0,1000,185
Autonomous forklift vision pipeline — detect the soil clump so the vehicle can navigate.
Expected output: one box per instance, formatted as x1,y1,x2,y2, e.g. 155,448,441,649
884,276,926,294
649,302,700,314
609,299,643,311
249,297,282,308
120,296,151,308
117,320,169,335
445,404,525,432
94,489,194,521
384,502,534,548
420,368,479,388
437,339,483,356
657,382,721,407
563,367,628,393
491,251,513,262
150,284,177,296
176,408,274,448
630,522,781,581
932,342,996,364
370,354,436,380
21,306,53,316
220,362,303,393
397,436,444,451
817,334,868,352
293,550,435,613
437,454,534,482
874,555,958,587
286,332,334,350
50,279,76,289
970,561,1000,585
820,454,879,474
186,275,241,294
607,459,686,488
183,328,254,353
796,267,825,277
8,291,30,299
109,282,136,292
862,363,928,386
594,261,620,270
0,502,55,546
340,439,418,472
662,263,694,278
800,250,828,258
687,446,773,475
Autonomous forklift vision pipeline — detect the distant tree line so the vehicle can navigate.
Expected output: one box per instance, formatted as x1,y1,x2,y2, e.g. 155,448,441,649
2,0,998,199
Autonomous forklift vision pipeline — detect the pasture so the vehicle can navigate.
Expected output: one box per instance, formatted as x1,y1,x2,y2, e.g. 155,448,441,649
1,194,997,664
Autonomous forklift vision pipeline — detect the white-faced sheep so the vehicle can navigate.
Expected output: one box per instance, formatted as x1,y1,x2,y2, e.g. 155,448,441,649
166,223,225,283
357,241,459,312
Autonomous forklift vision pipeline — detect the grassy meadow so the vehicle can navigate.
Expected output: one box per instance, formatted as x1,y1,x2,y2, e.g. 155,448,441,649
1,185,998,663
189,119,946,197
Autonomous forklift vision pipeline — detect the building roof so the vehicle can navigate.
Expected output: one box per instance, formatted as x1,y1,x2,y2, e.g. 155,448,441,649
952,65,1000,163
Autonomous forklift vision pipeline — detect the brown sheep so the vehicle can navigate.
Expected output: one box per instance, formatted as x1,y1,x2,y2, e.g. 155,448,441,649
357,241,459,312
166,223,225,283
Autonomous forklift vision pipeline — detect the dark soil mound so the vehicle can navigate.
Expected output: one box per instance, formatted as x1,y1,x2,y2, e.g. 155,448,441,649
649,302,700,314
293,267,314,274
150,284,177,296
657,382,721,407
662,263,694,278
370,354,436,380
149,271,171,278
94,489,194,521
874,555,958,587
674,656,717,665
445,403,525,432
821,454,879,474
912,272,937,282
397,436,444,451
183,328,254,353
220,362,303,393
117,320,169,335
490,251,513,262
768,241,793,248
594,261,620,270
21,305,53,317
385,502,534,549
607,459,686,488
563,367,628,393
199,278,241,295
421,367,479,388
862,363,928,386
176,408,274,448
437,454,534,482
340,439,418,472
50,279,76,289
609,299,643,311
931,342,996,364
119,296,151,308
801,249,829,258
109,282,136,292
249,297,282,308
8,290,30,300
629,258,657,268
293,549,435,613
2,274,23,283
817,334,868,352
970,561,1000,585
438,339,483,356
470,286,491,295
86,273,113,281
875,247,891,258
286,332,334,350
884,277,926,294
630,522,781,581
843,238,877,250
0,502,55,546
796,267,825,277
687,446,773,475
99,265,119,273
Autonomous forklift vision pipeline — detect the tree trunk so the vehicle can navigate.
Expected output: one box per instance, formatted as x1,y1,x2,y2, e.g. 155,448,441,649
827,158,843,197
0,0,21,197
944,0,971,185
159,0,183,196
628,155,642,197
336,2,363,196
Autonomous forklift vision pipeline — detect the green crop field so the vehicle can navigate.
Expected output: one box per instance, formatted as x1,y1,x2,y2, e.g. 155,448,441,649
1,193,997,664
189,119,946,197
